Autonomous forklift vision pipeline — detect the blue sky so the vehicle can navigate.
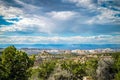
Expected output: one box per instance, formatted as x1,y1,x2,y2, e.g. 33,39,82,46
0,0,120,44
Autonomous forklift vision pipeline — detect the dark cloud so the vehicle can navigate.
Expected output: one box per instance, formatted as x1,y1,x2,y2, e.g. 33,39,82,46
1,0,23,8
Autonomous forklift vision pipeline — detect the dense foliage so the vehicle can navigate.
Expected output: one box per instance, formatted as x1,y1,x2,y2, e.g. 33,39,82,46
85,58,98,79
0,46,34,80
38,61,56,80
61,59,98,80
112,52,120,80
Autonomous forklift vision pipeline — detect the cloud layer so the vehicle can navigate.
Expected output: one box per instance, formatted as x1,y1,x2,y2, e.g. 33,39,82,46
0,0,120,44
0,35,120,44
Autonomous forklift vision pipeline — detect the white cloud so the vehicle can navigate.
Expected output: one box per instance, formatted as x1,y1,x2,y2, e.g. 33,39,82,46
0,0,40,19
63,0,120,24
0,3,79,35
0,35,120,44
47,11,78,20
63,0,97,9
0,4,23,19
0,1,56,34
0,15,55,34
87,7,120,24
0,1,60,34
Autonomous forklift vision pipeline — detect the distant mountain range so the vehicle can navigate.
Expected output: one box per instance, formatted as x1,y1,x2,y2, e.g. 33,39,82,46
0,44,120,50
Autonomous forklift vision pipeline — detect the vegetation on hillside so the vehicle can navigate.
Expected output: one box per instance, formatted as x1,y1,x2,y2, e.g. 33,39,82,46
0,46,120,80
60,58,98,80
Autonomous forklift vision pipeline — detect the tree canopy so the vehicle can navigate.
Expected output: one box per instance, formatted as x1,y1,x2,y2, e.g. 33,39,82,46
0,46,34,80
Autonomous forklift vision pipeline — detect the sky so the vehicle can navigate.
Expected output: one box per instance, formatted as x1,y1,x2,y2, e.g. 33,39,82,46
0,0,120,44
